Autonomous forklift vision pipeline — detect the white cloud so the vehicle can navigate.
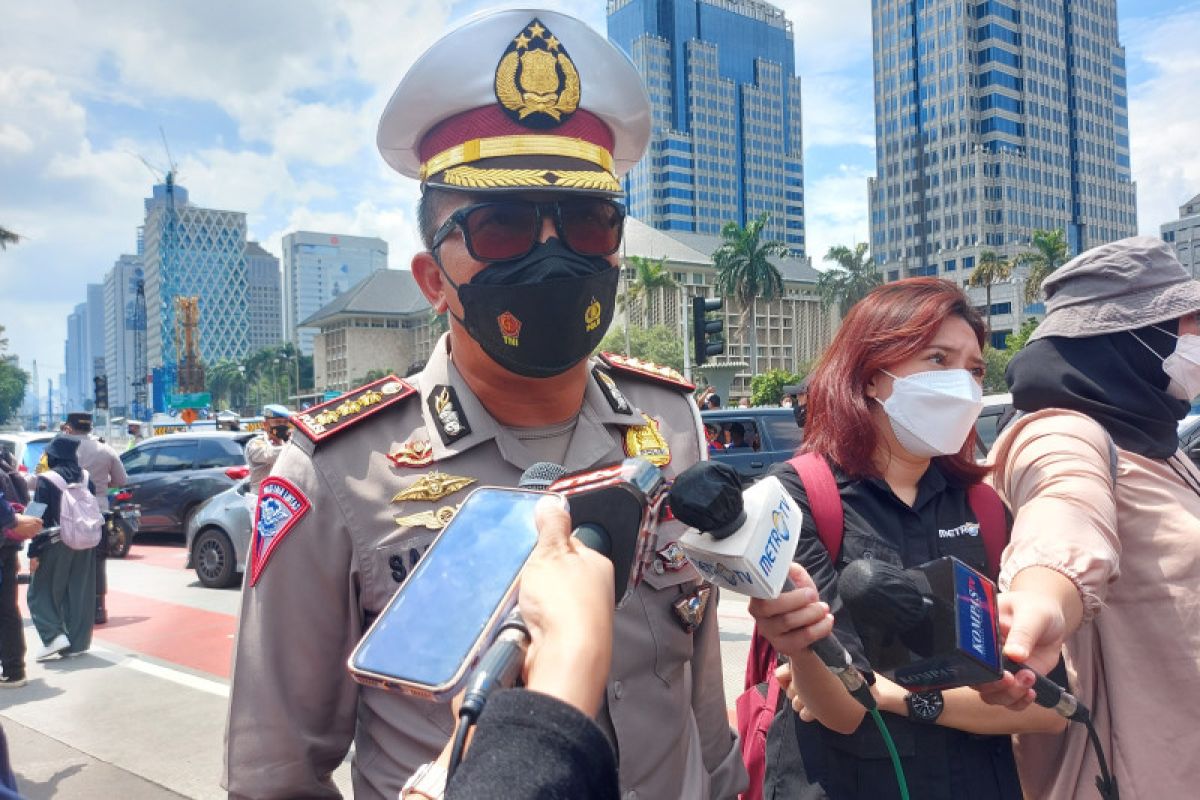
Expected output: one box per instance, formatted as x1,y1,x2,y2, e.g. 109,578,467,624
804,164,874,267
258,197,423,267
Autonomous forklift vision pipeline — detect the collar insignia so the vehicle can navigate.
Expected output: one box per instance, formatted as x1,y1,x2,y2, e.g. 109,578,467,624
394,503,461,532
672,584,712,633
624,413,671,467
392,472,476,504
292,376,414,443
494,17,580,129
599,352,694,391
428,385,472,446
388,439,434,468
593,367,632,415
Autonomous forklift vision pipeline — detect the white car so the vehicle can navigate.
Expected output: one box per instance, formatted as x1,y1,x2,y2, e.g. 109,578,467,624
0,432,57,475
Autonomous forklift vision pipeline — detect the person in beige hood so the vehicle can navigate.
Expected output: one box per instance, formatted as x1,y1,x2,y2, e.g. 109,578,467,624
982,236,1200,798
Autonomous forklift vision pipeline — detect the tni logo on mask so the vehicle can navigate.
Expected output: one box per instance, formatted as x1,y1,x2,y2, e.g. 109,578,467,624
498,311,522,346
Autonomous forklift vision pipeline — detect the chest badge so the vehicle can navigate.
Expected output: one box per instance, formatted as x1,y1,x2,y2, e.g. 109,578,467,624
392,472,476,504
656,541,690,573
672,585,712,633
388,439,434,468
428,385,472,446
624,413,671,467
394,503,462,531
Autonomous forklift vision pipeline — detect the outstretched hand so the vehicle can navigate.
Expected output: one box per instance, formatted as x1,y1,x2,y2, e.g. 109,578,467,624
974,589,1069,710
747,563,835,660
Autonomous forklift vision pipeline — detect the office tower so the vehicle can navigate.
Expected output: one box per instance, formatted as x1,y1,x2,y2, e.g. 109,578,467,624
64,304,87,412
869,0,1137,338
1162,193,1200,278
245,241,284,352
141,175,251,390
607,0,806,254
281,232,389,355
103,255,144,417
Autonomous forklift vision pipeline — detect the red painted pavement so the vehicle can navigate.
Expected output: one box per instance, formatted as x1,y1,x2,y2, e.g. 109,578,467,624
95,589,235,679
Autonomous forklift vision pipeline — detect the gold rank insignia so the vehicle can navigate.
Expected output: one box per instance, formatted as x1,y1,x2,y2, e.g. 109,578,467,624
494,17,580,129
388,439,434,468
394,503,462,531
673,585,712,633
599,352,695,391
392,472,476,504
292,376,415,443
624,413,671,467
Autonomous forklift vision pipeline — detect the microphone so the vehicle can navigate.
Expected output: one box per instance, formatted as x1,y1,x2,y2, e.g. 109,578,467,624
668,461,876,711
838,557,1089,722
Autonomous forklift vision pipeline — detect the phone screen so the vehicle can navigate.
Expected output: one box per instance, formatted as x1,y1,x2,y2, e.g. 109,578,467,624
23,501,47,519
350,487,543,694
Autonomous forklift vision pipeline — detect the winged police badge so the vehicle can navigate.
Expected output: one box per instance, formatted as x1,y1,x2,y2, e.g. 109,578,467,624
394,503,462,531
494,17,580,128
392,472,476,504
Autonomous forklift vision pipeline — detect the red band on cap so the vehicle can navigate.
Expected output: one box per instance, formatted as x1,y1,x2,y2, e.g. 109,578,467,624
418,105,614,163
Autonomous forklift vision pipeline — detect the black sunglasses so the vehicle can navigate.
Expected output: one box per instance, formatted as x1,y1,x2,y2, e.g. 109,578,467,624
431,198,626,263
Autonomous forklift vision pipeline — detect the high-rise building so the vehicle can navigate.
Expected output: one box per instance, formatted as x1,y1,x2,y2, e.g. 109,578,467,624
281,232,389,355
64,303,87,412
245,241,284,352
141,175,251,398
103,254,145,418
1162,193,1200,278
868,0,1137,342
607,0,806,254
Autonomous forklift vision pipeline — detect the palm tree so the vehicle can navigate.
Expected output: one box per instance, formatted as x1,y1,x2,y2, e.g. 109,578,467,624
1015,229,1069,305
206,359,244,410
967,250,1014,334
712,214,787,375
621,255,678,315
0,226,17,250
817,243,881,316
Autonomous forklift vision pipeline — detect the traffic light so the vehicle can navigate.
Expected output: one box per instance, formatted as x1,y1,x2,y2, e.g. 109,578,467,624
93,374,109,410
692,296,725,366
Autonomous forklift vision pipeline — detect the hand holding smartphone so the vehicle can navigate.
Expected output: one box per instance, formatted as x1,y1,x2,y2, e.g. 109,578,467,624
23,501,47,519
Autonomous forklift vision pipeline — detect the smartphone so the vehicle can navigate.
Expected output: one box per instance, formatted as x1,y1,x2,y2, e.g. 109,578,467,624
348,486,545,700
23,501,47,519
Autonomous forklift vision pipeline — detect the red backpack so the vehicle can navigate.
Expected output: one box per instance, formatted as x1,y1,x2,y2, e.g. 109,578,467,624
735,453,1008,800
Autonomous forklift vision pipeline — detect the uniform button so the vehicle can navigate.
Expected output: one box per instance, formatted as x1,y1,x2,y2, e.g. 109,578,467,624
624,791,638,800
653,560,665,575
389,554,404,570
391,568,407,583
862,549,874,560
613,680,623,700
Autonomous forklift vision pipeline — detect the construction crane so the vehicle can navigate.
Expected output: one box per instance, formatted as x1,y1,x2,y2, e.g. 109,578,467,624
130,278,148,420
174,296,205,394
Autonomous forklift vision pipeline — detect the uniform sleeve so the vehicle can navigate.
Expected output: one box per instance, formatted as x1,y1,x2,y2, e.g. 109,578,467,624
244,438,273,470
109,449,127,488
987,410,1120,621
223,443,362,799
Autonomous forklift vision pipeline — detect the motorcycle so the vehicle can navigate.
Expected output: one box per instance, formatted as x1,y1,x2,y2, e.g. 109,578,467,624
106,490,140,559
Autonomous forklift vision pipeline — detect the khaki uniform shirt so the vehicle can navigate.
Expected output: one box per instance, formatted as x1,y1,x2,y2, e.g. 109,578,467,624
244,434,284,493
224,337,745,800
72,435,127,512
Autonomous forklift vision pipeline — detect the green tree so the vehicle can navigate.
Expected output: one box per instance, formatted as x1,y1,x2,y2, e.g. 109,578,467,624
1016,229,1069,305
621,256,677,313
817,242,881,316
981,318,1040,394
0,226,18,250
597,325,685,374
967,250,1014,333
206,359,245,410
749,367,809,407
712,213,787,375
0,325,28,425
429,309,449,339
351,368,392,386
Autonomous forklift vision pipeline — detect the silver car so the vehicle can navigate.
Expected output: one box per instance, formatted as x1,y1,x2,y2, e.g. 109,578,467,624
185,471,252,588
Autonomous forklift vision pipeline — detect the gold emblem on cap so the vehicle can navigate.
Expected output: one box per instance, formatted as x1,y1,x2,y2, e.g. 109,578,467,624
394,503,462,531
495,18,579,127
584,297,602,332
392,472,476,504
624,413,671,467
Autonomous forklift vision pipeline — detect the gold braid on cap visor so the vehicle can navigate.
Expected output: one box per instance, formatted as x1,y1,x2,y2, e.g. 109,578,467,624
419,135,619,191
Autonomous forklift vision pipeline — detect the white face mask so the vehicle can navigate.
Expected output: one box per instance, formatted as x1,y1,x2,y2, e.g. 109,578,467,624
1132,328,1200,401
877,369,984,458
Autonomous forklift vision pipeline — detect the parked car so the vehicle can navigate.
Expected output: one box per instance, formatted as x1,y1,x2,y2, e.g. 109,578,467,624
701,407,803,482
119,431,257,535
0,432,57,474
975,393,1014,459
186,477,252,588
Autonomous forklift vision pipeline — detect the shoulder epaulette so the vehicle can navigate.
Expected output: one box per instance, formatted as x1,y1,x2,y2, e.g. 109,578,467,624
599,352,695,391
291,375,416,443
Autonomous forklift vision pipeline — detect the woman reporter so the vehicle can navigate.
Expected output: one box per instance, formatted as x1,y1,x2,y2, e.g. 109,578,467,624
747,278,1063,800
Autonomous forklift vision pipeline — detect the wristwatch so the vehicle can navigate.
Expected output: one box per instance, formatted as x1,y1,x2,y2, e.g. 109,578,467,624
904,689,945,724
400,760,448,799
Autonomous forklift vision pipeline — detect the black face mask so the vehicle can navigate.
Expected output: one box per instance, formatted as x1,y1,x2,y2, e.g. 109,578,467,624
270,425,290,442
437,238,618,378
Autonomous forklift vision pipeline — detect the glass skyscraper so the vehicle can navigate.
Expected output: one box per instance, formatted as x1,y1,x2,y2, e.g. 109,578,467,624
281,231,388,355
869,0,1137,291
607,0,806,255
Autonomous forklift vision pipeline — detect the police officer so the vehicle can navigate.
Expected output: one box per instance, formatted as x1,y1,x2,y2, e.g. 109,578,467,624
224,10,744,800
244,405,290,494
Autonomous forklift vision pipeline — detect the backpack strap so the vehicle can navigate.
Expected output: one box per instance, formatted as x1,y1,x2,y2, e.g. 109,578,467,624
39,471,66,491
966,482,1008,580
788,452,844,563
745,622,778,690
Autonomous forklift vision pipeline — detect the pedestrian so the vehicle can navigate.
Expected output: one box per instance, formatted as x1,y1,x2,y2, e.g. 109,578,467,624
26,436,97,660
244,404,290,494
0,492,42,687
224,9,745,800
0,452,27,507
706,392,723,410
62,411,126,625
976,236,1200,798
747,278,1064,800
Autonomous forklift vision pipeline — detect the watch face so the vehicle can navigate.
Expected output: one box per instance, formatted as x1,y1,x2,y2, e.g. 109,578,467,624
908,690,944,722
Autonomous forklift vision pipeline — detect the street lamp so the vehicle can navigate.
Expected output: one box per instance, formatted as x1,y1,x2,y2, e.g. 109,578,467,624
273,358,282,405
237,365,247,414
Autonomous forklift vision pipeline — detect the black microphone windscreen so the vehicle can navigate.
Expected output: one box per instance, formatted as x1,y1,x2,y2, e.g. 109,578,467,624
667,461,745,537
520,462,566,490
837,559,929,633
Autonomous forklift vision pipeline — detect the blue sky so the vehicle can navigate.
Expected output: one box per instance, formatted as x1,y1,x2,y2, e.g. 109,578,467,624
1,0,1197,384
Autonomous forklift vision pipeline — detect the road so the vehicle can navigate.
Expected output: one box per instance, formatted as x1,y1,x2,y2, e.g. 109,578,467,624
0,536,755,798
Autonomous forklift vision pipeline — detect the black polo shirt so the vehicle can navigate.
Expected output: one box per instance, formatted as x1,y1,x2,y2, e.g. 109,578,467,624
764,458,1021,800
